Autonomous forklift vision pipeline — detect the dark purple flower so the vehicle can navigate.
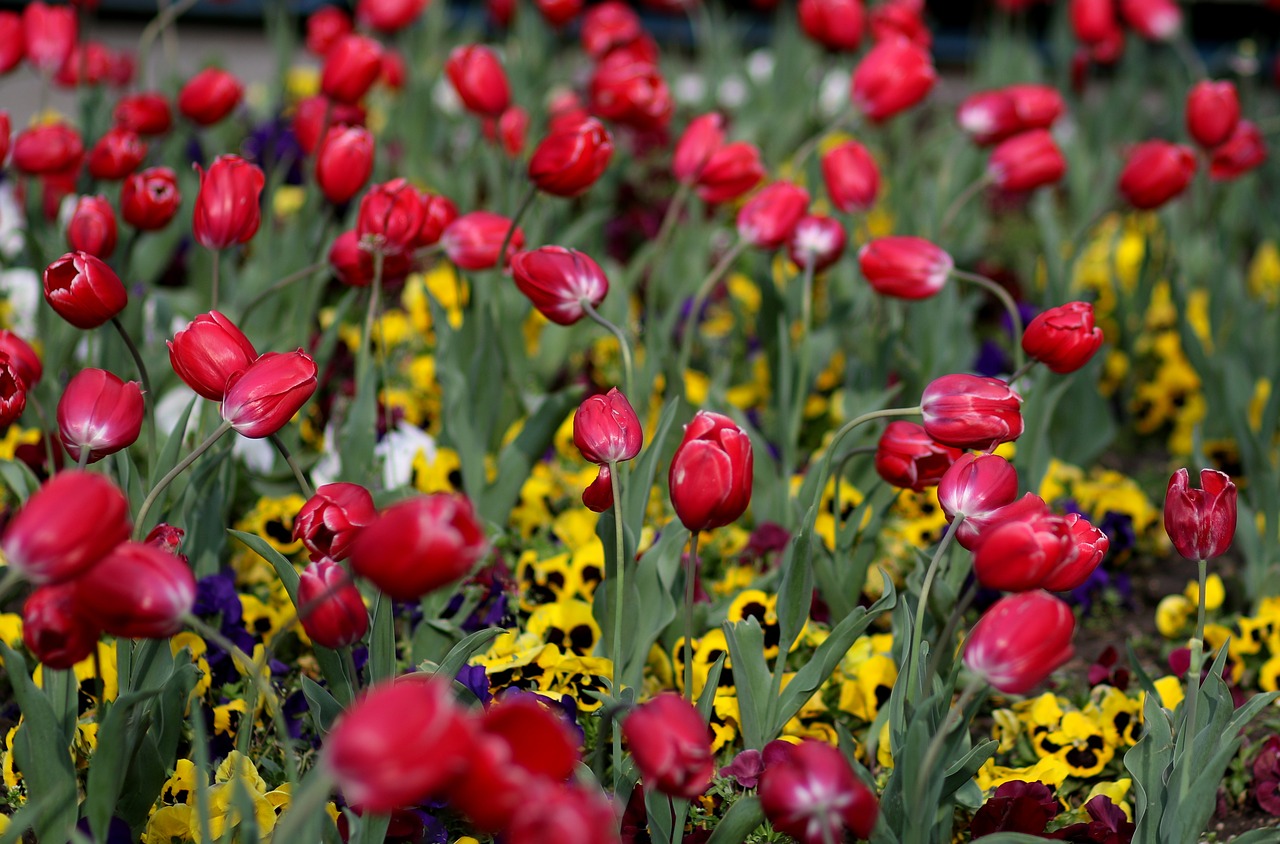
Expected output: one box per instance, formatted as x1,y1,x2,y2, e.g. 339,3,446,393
719,748,764,788
971,780,1058,838
456,664,492,706
194,570,243,627
974,339,1012,379
1050,796,1135,843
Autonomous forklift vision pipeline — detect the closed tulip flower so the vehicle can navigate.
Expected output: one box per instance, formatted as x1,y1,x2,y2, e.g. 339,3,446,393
536,0,584,27
581,2,643,59
316,125,375,205
851,37,936,122
193,155,265,249
297,559,368,648
957,90,1020,146
1117,140,1196,210
529,117,614,198
737,181,810,250
1210,121,1267,182
695,141,765,205
73,541,195,638
168,310,258,401
874,421,963,493
87,128,146,180
417,192,459,248
937,453,1020,550
673,113,725,185
121,166,181,230
573,388,642,465
66,195,118,259
1184,80,1238,150
0,359,25,429
177,67,244,126
1119,0,1180,40
822,140,880,213
445,45,511,119
858,236,952,300
293,482,377,562
0,14,22,76
356,178,427,256
787,215,847,273
1021,301,1103,373
623,693,715,799
1,471,131,585
321,34,384,105
43,251,128,330
54,41,115,88
964,590,1075,694
306,5,352,57
1007,84,1065,128
1165,468,1237,562
0,330,43,389
988,129,1066,192
1071,0,1118,44
292,95,367,155
350,493,489,601
22,584,100,670
511,246,609,326
356,0,427,32
759,741,879,844
589,51,673,132
1039,513,1109,592
328,229,413,289
113,92,172,136
220,350,318,439
669,411,753,532
23,2,76,75
798,0,864,51
921,374,1023,450
869,0,930,47
493,105,528,157
506,784,620,844
57,368,144,464
441,211,523,271
11,123,83,175
973,511,1073,593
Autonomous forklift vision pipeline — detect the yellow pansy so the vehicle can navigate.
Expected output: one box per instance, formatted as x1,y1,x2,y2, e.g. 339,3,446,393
272,186,306,219
1247,241,1280,304
838,654,896,722
0,613,22,649
1184,574,1225,612
976,755,1070,791
1086,779,1133,821
553,508,599,550
1151,675,1185,710
527,600,600,657
235,495,307,557
517,550,580,612
1156,595,1193,638
539,653,613,712
1260,655,1280,693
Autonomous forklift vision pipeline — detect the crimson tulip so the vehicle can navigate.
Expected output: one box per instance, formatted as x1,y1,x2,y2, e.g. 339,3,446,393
293,95,366,155
445,45,511,119
23,2,76,75
1117,140,1196,209
583,466,613,513
489,0,516,28
57,368,144,464
851,37,936,122
528,117,614,198
589,51,673,132
821,140,879,213
441,211,523,271
293,482,377,562
54,41,113,88
306,5,353,56
178,67,243,126
66,195,118,259
23,584,100,669
536,0,584,27
573,388,642,465
0,359,25,429
11,123,83,175
1164,468,1237,562
1021,301,1103,373
357,178,426,258
329,229,413,288
0,13,22,76
1210,121,1267,182
168,310,258,401
973,511,1073,593
581,1,643,58
121,166,181,230
0,330,42,389
738,181,809,250
874,421,963,493
787,215,846,273
316,125,375,205
1119,0,1180,40
297,559,368,649
350,493,489,601
964,590,1075,694
193,155,265,249
511,246,609,326
1071,0,1119,44
356,0,427,32
669,411,753,532
869,0,931,47
759,741,879,844
86,128,146,180
956,90,1019,146
798,0,864,51
623,693,714,799
74,541,195,638
921,373,1023,450
858,236,952,300
937,453,1020,550
113,92,172,136
673,113,725,185
220,350,318,439
988,129,1066,192
695,141,765,205
43,251,127,330
493,105,528,157
1185,80,1239,150
1040,513,1109,592
506,783,621,844
321,34,383,105
1,471,131,585
417,193,459,248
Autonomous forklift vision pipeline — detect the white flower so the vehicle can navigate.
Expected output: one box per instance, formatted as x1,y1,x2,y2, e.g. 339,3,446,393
0,183,25,259
376,423,436,490
0,268,40,337
818,69,850,118
717,75,748,109
747,50,775,84
674,72,707,106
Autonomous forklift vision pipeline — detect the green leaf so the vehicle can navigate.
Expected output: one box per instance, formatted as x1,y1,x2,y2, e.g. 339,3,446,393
705,796,764,844
431,627,505,681
1227,826,1280,843
773,532,813,663
941,739,998,798
969,835,1056,844
697,653,727,721
302,675,344,732
1124,692,1174,844
625,398,681,533
0,458,39,503
625,526,684,689
721,617,773,750
367,593,395,684
148,396,198,489
83,688,163,839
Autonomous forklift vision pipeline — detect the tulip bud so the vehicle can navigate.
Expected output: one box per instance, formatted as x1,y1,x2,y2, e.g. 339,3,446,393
669,411,753,532
937,453,1021,549
293,482,377,562
1117,140,1196,210
921,373,1023,450
798,0,864,52
87,127,146,180
23,2,77,75
316,125,375,205
1,471,131,585
11,123,83,175
851,37,936,122
43,251,128,330
329,229,413,289
673,113,725,185
869,0,930,47
306,5,353,56
441,211,524,271
1039,513,1109,592
321,34,384,105
1210,121,1267,182
623,693,715,799
0,14,22,76
113,92,173,137
489,0,516,27
57,368,144,464
1184,80,1239,151
787,214,846,273
445,45,511,119
121,166,181,230
168,310,259,401
581,2,643,59
973,511,1073,593
695,141,765,205
178,67,244,126
494,105,528,157
73,541,196,638
874,421,963,492
536,0,584,27
0,330,42,389
23,584,100,669
1164,468,1237,562
858,236,952,300
822,140,880,213
220,350,318,439
297,559,368,648
0,357,25,429
506,784,621,844
357,0,427,32
1118,0,1180,40
528,117,614,198
583,466,614,512
759,741,879,844
737,181,810,250
350,494,489,601
589,51,673,132
511,246,610,327
293,95,367,155
964,590,1075,694
1021,301,1103,374
988,129,1066,192
356,177,426,256
573,387,642,466
417,193,459,249
66,195,118,259
193,155,265,250
1071,0,1118,44
1007,83,1065,128
54,41,114,88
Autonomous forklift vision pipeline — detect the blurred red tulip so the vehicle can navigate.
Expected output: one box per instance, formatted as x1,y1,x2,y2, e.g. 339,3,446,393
66,195,118,259
12,123,83,175
121,166,181,230
86,127,146,180
874,421,963,493
1021,301,1103,373
298,559,368,648
937,453,1020,549
988,129,1066,192
737,181,810,250
1117,140,1196,209
1118,0,1180,40
74,541,196,638
673,113,725,185
193,155,265,249
787,214,846,272
512,246,610,326
321,34,384,105
293,95,367,156
293,482,377,562
964,591,1075,693
1210,121,1267,182
0,13,23,76
445,45,511,119
178,67,244,126
317,125,375,205
798,0,865,52
306,5,353,57
356,0,427,32
696,141,765,205
822,140,880,212
23,584,100,669
623,693,715,799
168,310,259,401
858,236,952,300
973,511,1073,592
1,471,131,585
350,494,489,600
851,37,936,122
0,330,42,390
113,92,173,136
589,51,673,132
441,211,524,271
536,0,584,27
357,178,426,256
582,1,643,58
43,251,127,329
529,117,614,198
23,2,77,75
1040,513,1109,592
759,741,879,844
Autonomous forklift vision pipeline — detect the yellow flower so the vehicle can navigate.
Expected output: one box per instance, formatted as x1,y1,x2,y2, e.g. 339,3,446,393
1040,711,1114,777
0,613,22,649
1088,686,1143,748
517,551,580,612
674,629,733,699
1260,655,1280,693
0,426,43,461
539,653,612,712
709,691,741,752
1151,675,1185,710
684,370,710,405
976,755,1070,791
235,495,308,557
552,508,599,550
1247,241,1280,304
1184,574,1225,611
284,66,319,101
1156,595,1194,638
712,564,758,597
161,759,206,805
838,654,896,722
272,186,306,219
527,600,601,657
412,447,463,494
991,708,1022,753
877,720,894,769
1086,779,1133,821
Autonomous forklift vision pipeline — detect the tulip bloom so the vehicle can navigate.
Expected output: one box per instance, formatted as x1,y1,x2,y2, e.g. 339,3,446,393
507,784,621,844
973,511,1073,593
66,195,118,259
964,590,1075,694
787,215,847,273
528,117,614,198
536,0,584,26
220,350,318,439
623,693,715,799
23,584,101,670
822,140,880,213
1040,513,1109,592
74,541,197,639
1071,0,1118,44
11,123,83,175
1118,0,1180,40
178,67,244,126
759,741,879,844
297,559,368,649
306,6,352,56
293,482,377,562
869,0,931,47
329,229,413,288
511,246,610,326
493,105,528,157
0,14,22,76
573,388,642,466
988,129,1066,192
874,421,963,493
858,236,952,300
850,37,936,122
441,211,524,271
798,0,865,52
356,178,427,256
1185,80,1239,150
292,95,367,155
673,113,726,185
23,2,77,75
357,0,427,32
1117,140,1196,210
1021,301,1103,373
696,141,766,205
0,330,43,389
121,167,181,230
921,374,1023,450
1165,468,1237,562
1210,121,1267,182
737,182,810,250
0,359,25,430
321,34,384,105
669,411,753,532
937,453,1020,550
316,125,375,205
87,128,147,180
1,471,131,585
445,45,511,119
57,368,144,464
43,252,128,330
168,310,259,401
113,92,173,136
350,494,489,600
581,2,643,59
193,155,265,249
589,51,673,132
583,466,613,513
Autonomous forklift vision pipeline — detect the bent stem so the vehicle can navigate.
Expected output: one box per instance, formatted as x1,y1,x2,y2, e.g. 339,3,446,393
906,515,965,703
608,459,626,793
950,269,1025,373
674,240,748,396
939,175,991,237
134,419,233,540
581,300,635,399
137,0,200,86
236,260,329,323
111,316,157,459
1180,557,1209,801
498,186,537,270
785,258,819,482
270,434,315,499
683,530,701,703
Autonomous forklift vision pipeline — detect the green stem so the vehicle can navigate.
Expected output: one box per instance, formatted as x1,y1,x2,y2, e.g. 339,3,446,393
1007,359,1038,384
674,240,748,396
270,434,314,498
790,108,856,171
913,675,985,809
137,0,200,87
906,515,965,703
786,258,819,481
111,316,157,460
210,249,221,312
924,579,978,684
77,445,91,469
498,186,537,270
609,459,626,793
939,175,991,237
236,260,329,323
25,394,59,477
133,420,232,540
1180,557,1208,801
683,530,700,702
580,300,635,400
0,568,23,604
652,182,692,267
951,269,1025,373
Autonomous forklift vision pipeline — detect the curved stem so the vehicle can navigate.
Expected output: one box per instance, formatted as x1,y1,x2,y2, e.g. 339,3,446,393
950,268,1025,372
683,530,700,702
905,514,965,703
1007,359,1038,384
580,300,635,399
137,0,200,87
608,459,626,793
924,579,978,684
133,420,232,540
674,239,748,396
236,260,328,323
111,316,156,459
270,434,314,499
1180,557,1208,801
939,175,991,237
498,186,537,271
913,675,984,808
653,182,693,265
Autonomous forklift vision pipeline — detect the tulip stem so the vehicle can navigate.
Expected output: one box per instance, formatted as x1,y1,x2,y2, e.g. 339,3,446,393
653,182,692,266
785,258,819,483
1180,557,1209,802
111,316,157,460
683,530,700,703
25,394,60,476
950,269,1025,373
137,0,200,87
675,240,748,398
905,515,964,703
939,175,991,237
0,568,23,604
270,434,315,499
134,419,233,540
77,446,91,470
608,458,626,793
580,300,635,399
498,186,537,271
924,579,979,685
913,675,985,810
236,260,329,323
1007,359,1037,384
210,249,221,312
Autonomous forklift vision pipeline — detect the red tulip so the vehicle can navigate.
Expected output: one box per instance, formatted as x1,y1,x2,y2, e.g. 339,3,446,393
1185,80,1239,150
822,140,880,212
106,47,135,88
511,246,609,326
66,195,118,259
851,37,936,122
293,482,377,562
506,783,620,844
43,251,127,330
1117,140,1196,209
759,741,879,844
1118,0,1180,40
316,125,375,205
0,13,23,76
493,105,529,157
737,181,810,250
489,0,516,27
581,1,643,58
874,420,963,492
321,34,384,105
589,51,673,132
220,350,318,439
357,178,426,256
23,584,100,669
869,0,931,47
529,117,614,198
669,411,753,532
673,113,725,185
445,45,511,119
921,374,1023,450
178,67,244,126
1165,468,1237,562
23,2,77,75
536,0,584,27
583,466,613,513
297,559,368,648
57,368,144,464
1,471,130,585
418,193,459,248
328,229,413,288
858,236,952,300
350,494,488,600
0,358,25,429
1210,121,1267,182
1007,83,1065,128
441,211,523,271
193,155,265,249
1021,301,1103,373
1039,513,1109,592
623,693,714,799
1071,0,1119,44
113,92,172,136
168,310,258,401
798,0,864,51
41,169,79,224
86,128,146,180
937,453,1020,550
573,387,642,465
74,541,196,639
695,141,765,205
988,129,1066,192
293,95,367,155
964,590,1075,694
121,166,181,230
11,123,83,175
306,5,352,56
956,90,1019,146
973,511,1073,592
787,215,846,273
356,0,427,32
324,677,475,813
0,330,43,389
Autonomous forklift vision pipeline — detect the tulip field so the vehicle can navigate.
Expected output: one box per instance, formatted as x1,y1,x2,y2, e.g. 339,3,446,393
2,0,1280,841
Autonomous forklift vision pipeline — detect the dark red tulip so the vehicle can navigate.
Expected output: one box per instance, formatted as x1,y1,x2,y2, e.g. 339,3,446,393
11,123,83,175
511,246,610,326
937,453,1021,550
23,584,100,669
589,50,673,132
193,155,265,249
0,331,42,390
441,211,523,271
221,350,318,439
298,559,368,648
120,166,181,230
350,494,489,601
293,482,377,562
445,45,511,119
1164,468,1237,562
1210,121,1267,182
1007,84,1065,128
23,2,77,75
1039,513,1109,592
43,251,127,329
74,541,196,638
328,229,413,289
0,13,23,76
293,95,367,155
417,192,459,248
1,471,131,585
798,0,865,52
673,113,725,185
669,411,753,532
623,693,715,799
874,421,963,492
528,117,614,198
822,140,880,213
869,0,931,47
57,368,144,464
321,34,384,105
489,0,516,27
1185,80,1239,150
583,466,613,512
178,67,244,126
0,358,25,429
988,129,1066,192
1119,0,1180,40
921,374,1023,450
357,178,425,256
582,1,643,58
536,0,584,27
858,236,952,300
1117,140,1196,209
66,195,118,259
737,181,810,250
316,125,375,205
573,387,642,465
86,127,146,180
113,92,172,136
167,310,258,401
851,37,936,122
356,0,427,32
695,141,765,205
490,105,528,158
1071,0,1119,44
54,41,113,88
759,741,879,844
506,784,621,844
787,214,846,272
1021,301,1103,373
306,5,353,57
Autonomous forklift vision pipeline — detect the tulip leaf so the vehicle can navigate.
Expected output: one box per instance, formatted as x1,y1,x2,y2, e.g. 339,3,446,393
480,388,582,525
0,458,39,503
698,652,727,721
967,836,1054,844
431,627,504,682
302,676,344,732
1124,691,1173,844
772,531,811,668
84,688,163,840
147,395,198,489
1228,827,1280,843
941,739,998,798
624,397,681,534
721,617,773,751
627,526,684,689
704,796,764,844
